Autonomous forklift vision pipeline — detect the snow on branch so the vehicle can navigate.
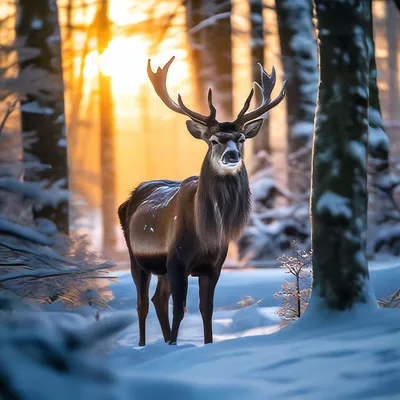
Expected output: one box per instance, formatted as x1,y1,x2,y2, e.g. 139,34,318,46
0,178,69,206
0,306,134,398
188,12,231,35
0,218,54,245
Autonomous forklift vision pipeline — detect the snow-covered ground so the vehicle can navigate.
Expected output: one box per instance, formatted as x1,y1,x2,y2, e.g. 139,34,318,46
104,257,400,399
7,255,400,399
102,256,400,362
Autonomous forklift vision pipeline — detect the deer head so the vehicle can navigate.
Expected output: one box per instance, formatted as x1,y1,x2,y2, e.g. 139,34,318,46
147,56,287,175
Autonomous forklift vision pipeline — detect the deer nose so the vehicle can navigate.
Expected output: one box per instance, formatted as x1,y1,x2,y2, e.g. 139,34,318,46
222,150,240,164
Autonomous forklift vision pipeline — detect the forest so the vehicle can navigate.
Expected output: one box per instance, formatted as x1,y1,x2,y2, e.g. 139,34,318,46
1,0,400,399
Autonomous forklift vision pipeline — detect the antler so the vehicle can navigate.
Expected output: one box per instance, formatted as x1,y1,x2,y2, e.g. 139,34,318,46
147,56,218,127
234,64,287,126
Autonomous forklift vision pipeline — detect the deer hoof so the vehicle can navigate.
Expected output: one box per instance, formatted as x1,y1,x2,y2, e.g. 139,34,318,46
138,342,145,347
168,340,177,345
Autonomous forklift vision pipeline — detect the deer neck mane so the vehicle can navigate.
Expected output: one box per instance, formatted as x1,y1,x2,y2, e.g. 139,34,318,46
195,154,251,250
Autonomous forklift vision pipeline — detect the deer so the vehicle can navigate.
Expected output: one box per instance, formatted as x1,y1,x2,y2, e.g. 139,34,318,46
118,56,287,346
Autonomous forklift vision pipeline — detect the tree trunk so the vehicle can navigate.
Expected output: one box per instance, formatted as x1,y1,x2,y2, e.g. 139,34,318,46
366,0,398,257
249,0,270,154
386,0,400,120
186,0,206,110
17,0,69,233
310,0,375,311
202,0,233,120
97,0,117,256
275,0,318,193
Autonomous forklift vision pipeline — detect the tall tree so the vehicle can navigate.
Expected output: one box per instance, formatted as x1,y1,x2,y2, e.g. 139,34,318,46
386,0,400,120
201,0,233,120
249,0,270,154
185,1,233,119
275,0,318,192
186,0,206,109
366,0,399,257
97,0,117,256
16,0,69,233
309,0,376,311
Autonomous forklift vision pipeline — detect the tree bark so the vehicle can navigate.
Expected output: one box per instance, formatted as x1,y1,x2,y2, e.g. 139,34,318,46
386,0,400,120
365,0,398,257
201,0,233,120
17,0,69,233
249,0,270,154
186,0,206,110
310,0,375,311
97,0,117,256
275,0,318,193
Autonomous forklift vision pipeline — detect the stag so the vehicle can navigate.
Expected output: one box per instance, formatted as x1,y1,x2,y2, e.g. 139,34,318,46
118,56,286,346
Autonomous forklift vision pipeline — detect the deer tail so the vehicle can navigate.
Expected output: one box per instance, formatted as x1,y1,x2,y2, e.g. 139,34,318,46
118,200,131,249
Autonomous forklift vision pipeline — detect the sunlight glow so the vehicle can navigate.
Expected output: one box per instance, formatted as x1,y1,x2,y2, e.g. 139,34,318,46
82,35,189,96
99,36,150,94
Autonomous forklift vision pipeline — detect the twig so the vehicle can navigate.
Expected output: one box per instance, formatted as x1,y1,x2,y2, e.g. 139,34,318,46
0,99,18,135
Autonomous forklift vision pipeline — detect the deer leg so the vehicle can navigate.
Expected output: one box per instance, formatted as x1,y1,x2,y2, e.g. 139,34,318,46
199,272,220,344
167,258,187,345
152,275,171,343
134,268,151,347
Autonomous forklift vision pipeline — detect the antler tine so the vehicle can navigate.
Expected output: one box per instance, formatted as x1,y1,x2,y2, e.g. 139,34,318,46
207,87,217,122
148,56,217,126
259,64,276,104
234,64,287,126
147,56,185,115
236,88,254,120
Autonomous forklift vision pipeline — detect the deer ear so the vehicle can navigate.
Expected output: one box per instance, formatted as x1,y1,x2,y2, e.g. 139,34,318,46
243,119,264,138
186,120,209,140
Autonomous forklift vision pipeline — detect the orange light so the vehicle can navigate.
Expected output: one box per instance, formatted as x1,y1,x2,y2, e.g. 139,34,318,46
98,36,150,94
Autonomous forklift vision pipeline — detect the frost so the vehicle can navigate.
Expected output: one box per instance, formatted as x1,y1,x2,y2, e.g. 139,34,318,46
250,38,265,48
58,138,67,148
55,114,65,124
20,101,54,115
250,13,263,23
316,191,352,220
0,217,54,245
290,33,314,54
31,18,43,29
291,121,314,138
347,140,366,165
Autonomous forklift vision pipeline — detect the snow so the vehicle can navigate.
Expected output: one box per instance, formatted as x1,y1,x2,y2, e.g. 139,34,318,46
130,308,400,400
316,191,352,219
4,258,400,398
291,121,314,138
104,259,400,399
20,101,54,115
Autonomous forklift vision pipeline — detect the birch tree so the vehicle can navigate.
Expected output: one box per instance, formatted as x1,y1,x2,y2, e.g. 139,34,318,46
16,0,69,233
309,0,376,311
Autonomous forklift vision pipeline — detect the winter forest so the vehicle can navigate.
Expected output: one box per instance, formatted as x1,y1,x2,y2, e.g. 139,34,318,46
1,0,400,398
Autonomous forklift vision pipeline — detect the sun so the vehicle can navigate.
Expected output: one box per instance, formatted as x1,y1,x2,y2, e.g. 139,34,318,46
98,36,150,94
82,35,189,96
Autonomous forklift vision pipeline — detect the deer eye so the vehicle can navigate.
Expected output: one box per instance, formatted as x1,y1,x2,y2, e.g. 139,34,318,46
210,139,219,146
238,138,245,144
